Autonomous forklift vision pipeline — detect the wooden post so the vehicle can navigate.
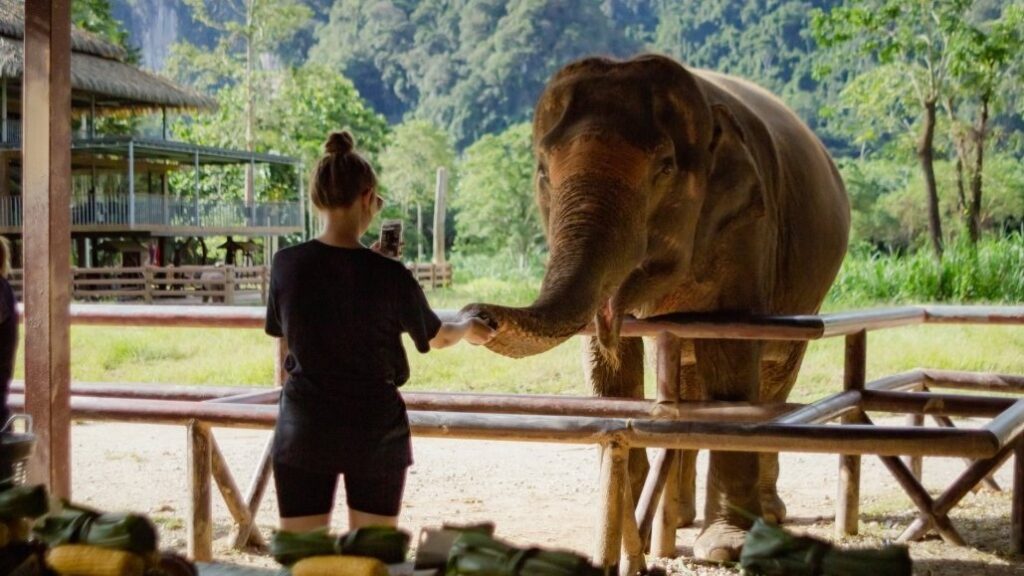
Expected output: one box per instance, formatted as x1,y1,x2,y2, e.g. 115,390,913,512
187,421,213,561
224,267,235,305
620,474,645,576
595,441,627,571
143,266,153,304
837,330,866,538
652,333,682,558
1013,437,1023,554
905,413,924,480
22,0,73,499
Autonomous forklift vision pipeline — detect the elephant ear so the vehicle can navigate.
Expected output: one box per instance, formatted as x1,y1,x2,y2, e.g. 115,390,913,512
699,104,767,241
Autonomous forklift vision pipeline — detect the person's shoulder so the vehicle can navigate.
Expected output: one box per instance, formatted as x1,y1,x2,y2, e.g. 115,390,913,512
272,241,317,264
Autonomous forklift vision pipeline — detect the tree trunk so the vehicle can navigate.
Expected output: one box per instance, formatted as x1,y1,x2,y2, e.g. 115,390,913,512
945,97,968,213
917,98,943,259
244,0,256,207
967,96,989,244
416,202,423,262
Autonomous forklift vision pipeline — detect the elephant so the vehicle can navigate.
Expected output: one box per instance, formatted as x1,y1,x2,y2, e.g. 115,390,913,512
460,54,850,561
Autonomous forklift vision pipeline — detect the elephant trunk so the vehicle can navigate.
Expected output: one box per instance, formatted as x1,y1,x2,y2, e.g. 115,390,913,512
462,175,644,358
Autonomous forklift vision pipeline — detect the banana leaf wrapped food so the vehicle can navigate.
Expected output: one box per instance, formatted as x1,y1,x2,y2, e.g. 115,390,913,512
445,531,604,576
740,519,912,576
271,526,411,567
33,502,158,556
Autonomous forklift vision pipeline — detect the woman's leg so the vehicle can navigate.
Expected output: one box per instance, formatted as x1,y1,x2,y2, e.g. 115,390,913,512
274,460,339,532
344,467,407,529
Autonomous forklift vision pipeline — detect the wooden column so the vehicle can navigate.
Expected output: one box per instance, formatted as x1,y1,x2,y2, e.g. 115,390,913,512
651,333,682,558
187,421,213,561
836,330,866,538
594,441,627,571
22,0,72,498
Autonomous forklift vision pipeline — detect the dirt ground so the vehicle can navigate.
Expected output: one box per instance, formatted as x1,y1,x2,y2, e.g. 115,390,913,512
69,420,1022,575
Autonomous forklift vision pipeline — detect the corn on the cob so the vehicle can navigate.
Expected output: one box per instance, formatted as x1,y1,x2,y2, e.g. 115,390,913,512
291,555,389,576
45,544,145,576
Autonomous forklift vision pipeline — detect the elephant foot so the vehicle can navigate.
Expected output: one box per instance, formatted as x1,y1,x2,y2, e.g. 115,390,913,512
693,520,748,562
759,491,787,524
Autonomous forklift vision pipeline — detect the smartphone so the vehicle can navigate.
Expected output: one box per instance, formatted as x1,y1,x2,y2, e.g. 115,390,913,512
379,219,403,258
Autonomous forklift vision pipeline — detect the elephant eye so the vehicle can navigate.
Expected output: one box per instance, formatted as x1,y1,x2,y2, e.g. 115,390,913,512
537,165,549,182
658,157,675,176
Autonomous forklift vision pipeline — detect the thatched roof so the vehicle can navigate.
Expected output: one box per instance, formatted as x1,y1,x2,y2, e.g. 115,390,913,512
0,0,216,112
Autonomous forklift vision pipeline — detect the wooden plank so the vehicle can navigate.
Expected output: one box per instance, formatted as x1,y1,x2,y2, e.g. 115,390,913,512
22,0,73,498
188,421,213,561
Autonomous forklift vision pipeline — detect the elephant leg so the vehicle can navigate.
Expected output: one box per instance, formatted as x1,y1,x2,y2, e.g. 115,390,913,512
677,359,701,527
757,341,809,525
693,339,762,562
583,335,647,503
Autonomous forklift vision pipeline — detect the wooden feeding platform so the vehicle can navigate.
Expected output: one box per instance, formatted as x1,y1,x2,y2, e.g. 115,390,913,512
9,303,1024,573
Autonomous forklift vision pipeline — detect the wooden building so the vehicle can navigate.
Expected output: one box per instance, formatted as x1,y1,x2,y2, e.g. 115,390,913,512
0,0,303,271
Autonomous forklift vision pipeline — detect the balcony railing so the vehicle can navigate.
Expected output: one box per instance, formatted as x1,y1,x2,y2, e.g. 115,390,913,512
0,193,302,231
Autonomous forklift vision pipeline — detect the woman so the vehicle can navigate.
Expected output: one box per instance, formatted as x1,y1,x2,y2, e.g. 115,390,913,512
266,131,493,533
0,236,16,429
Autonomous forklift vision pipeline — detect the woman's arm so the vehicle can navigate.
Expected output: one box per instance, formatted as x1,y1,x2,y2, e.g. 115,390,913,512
429,318,495,349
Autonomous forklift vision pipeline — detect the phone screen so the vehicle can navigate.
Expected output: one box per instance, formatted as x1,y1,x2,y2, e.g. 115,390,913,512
379,220,403,258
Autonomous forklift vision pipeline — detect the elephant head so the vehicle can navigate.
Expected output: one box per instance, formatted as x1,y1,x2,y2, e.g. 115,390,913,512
461,55,768,359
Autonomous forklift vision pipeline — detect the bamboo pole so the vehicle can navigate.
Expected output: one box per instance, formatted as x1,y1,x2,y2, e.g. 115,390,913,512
921,370,1024,393
860,390,1014,417
775,390,860,424
985,400,1024,449
187,421,213,561
635,449,675,552
595,442,627,570
905,413,924,481
878,453,964,545
837,330,866,538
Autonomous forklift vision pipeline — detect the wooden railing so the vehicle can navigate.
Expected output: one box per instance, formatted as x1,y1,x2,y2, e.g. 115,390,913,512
9,304,1024,568
11,262,453,304
9,266,269,305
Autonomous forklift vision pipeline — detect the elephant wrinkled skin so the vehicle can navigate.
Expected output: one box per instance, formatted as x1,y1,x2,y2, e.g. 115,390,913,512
461,55,850,561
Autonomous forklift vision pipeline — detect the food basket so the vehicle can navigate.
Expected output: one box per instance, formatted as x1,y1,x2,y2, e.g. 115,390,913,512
0,415,35,486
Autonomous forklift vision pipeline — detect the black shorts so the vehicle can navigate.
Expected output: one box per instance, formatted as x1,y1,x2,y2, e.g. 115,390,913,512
273,460,407,518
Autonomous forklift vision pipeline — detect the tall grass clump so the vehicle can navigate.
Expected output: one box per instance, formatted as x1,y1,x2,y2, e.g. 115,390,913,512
827,233,1024,306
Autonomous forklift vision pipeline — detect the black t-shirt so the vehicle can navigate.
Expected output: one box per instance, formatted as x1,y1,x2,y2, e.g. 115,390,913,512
0,278,17,425
265,240,442,387
264,240,442,473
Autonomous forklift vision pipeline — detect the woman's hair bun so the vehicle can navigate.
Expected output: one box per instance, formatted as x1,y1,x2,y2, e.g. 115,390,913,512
324,130,355,155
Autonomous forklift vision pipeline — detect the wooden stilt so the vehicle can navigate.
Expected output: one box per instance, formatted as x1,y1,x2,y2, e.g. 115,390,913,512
209,433,266,550
187,421,213,562
595,442,627,571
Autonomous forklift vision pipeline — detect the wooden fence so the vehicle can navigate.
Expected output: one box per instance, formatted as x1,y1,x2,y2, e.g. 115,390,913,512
9,262,453,304
8,304,1024,572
